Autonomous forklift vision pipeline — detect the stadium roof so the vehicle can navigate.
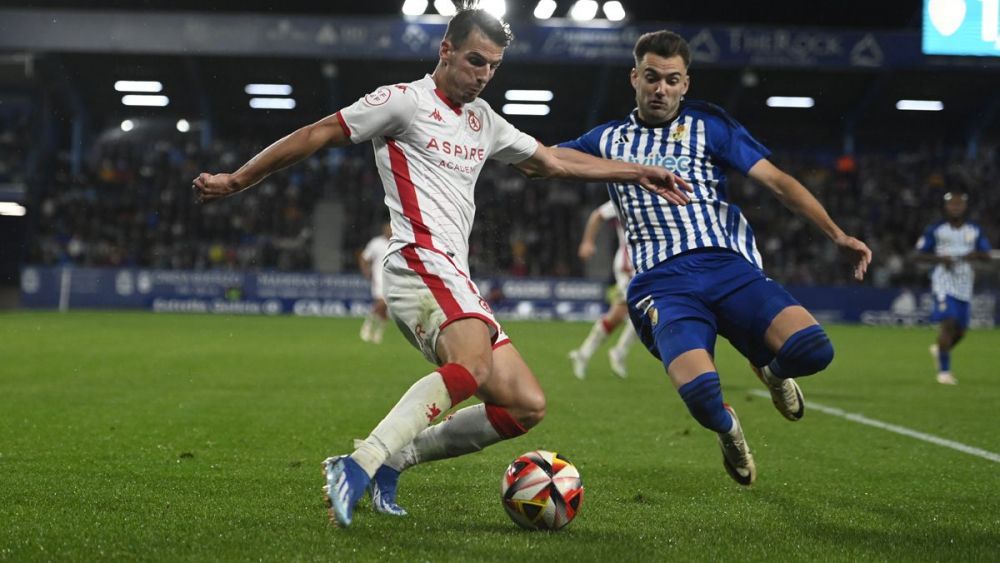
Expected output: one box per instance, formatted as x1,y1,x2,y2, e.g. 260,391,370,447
1,1,996,151
0,0,921,29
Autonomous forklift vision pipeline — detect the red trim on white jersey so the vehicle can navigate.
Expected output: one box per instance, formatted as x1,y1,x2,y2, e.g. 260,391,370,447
387,138,434,249
335,111,352,139
401,245,462,317
433,88,463,116
401,245,501,343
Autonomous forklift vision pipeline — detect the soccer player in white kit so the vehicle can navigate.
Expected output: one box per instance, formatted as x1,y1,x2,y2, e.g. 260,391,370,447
568,200,638,379
192,8,689,528
914,191,992,385
359,222,392,344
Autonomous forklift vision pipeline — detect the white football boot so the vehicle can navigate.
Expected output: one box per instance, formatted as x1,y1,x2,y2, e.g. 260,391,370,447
752,364,804,421
608,347,628,379
568,349,588,380
717,404,756,486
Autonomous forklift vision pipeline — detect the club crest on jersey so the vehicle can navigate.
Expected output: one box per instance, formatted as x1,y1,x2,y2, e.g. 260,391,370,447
478,297,492,313
670,123,688,142
364,87,391,106
636,295,657,327
467,109,482,132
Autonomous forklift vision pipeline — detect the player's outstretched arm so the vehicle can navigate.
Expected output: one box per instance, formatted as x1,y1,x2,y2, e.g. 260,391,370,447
577,208,605,261
192,113,352,203
515,145,692,205
748,159,872,281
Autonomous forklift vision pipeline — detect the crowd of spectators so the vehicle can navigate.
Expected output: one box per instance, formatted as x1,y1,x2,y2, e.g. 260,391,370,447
23,133,1000,290
742,144,1000,288
0,111,30,186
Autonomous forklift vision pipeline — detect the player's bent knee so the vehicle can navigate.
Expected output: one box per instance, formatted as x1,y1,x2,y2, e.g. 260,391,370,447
452,353,493,386
770,324,834,378
515,392,546,430
485,403,531,438
490,389,545,431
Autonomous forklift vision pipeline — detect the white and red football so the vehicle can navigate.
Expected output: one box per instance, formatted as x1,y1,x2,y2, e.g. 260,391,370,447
501,450,584,531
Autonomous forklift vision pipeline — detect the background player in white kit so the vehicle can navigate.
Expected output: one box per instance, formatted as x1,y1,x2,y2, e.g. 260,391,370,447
359,221,392,344
568,200,637,379
914,191,993,385
192,7,689,528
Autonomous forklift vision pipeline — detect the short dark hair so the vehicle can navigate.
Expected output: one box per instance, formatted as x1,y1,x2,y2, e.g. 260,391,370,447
633,30,690,68
444,7,513,49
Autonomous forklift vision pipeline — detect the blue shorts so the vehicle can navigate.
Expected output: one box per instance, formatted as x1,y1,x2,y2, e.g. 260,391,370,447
929,295,970,330
627,249,801,368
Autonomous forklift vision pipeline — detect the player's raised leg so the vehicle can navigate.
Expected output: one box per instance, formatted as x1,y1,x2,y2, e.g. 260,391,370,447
749,305,833,421
371,339,545,515
651,316,755,486
324,318,490,527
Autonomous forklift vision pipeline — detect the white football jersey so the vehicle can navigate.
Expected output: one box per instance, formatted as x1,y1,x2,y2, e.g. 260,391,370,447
361,234,390,289
338,75,538,272
597,200,632,275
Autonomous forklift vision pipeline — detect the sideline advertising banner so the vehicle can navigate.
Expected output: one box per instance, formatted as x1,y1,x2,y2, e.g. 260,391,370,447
19,266,999,328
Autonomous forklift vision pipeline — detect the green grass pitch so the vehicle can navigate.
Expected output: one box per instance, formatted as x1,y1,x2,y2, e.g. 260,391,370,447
1,312,997,561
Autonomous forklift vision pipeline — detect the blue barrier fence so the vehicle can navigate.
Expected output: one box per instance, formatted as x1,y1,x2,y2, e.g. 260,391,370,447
18,266,999,328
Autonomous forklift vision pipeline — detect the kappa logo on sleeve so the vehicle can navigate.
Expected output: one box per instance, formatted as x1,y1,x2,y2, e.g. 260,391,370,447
364,87,392,106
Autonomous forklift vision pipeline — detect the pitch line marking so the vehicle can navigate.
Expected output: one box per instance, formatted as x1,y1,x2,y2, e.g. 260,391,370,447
749,390,1000,463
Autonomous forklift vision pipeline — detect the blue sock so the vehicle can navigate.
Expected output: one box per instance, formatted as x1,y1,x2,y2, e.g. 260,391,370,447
769,325,834,379
938,350,951,372
678,372,733,433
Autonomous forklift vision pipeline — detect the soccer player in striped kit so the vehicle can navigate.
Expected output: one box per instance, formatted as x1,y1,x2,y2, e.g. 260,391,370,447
915,191,993,385
558,30,872,485
192,8,689,527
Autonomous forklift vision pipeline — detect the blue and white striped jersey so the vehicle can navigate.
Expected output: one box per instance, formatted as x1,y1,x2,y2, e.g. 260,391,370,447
559,100,770,274
916,220,991,301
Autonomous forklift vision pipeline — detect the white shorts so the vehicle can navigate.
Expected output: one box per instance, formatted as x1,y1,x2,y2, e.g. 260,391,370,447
383,245,509,365
612,247,635,302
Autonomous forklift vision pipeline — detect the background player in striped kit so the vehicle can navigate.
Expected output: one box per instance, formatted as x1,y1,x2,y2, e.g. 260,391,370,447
558,30,872,485
915,191,993,385
569,200,637,379
359,221,392,344
192,8,689,527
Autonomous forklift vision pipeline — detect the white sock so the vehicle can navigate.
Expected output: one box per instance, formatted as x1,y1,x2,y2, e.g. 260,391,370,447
350,371,455,477
360,316,372,340
611,325,637,355
578,320,610,359
372,317,386,343
385,403,503,472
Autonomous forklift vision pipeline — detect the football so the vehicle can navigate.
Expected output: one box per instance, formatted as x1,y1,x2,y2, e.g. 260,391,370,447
501,450,584,531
